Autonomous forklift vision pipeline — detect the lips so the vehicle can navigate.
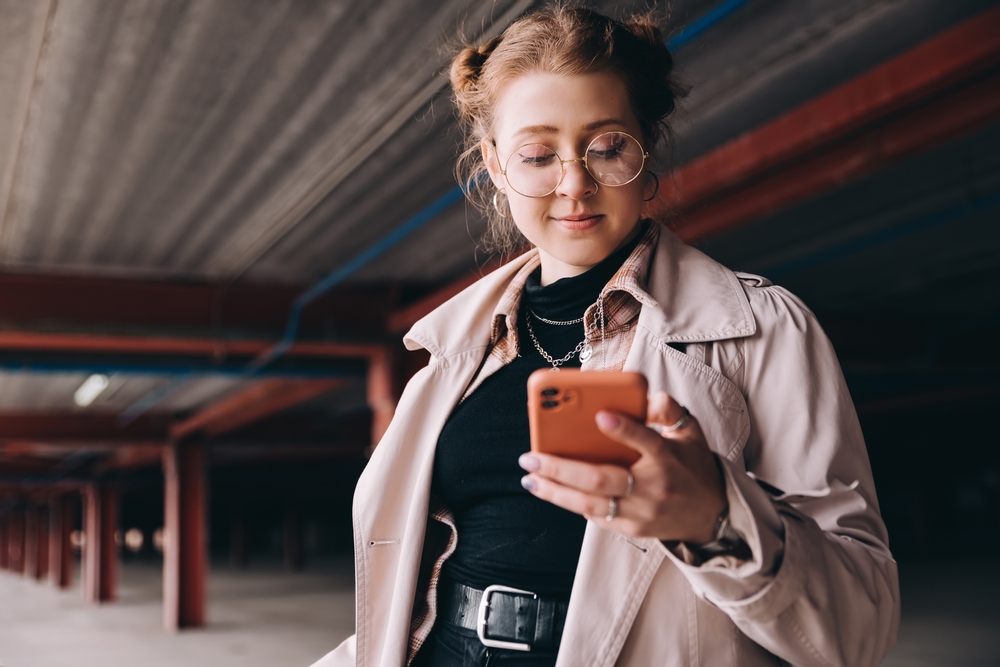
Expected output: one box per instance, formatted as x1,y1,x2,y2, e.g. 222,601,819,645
553,213,602,230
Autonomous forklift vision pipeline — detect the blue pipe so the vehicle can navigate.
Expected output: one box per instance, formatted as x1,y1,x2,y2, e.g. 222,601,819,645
245,183,470,373
667,0,754,50
247,0,754,375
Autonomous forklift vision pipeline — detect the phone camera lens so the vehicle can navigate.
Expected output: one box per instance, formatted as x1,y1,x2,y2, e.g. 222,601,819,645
541,400,560,409
541,388,559,397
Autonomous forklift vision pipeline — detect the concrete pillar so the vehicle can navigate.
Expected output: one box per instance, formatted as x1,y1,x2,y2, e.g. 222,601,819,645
229,510,247,568
83,484,118,603
49,495,74,589
7,509,25,573
163,443,207,630
284,506,302,571
0,514,8,570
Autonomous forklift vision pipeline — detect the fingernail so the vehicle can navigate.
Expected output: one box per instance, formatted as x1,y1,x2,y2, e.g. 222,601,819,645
518,453,540,472
596,411,620,429
521,476,537,492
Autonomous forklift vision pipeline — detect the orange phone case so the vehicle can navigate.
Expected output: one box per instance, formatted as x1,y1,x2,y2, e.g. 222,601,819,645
527,368,648,467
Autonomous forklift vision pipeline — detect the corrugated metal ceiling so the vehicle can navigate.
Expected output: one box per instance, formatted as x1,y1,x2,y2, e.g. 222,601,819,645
2,0,992,290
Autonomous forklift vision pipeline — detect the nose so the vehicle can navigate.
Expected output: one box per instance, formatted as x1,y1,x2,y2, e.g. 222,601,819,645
555,158,597,199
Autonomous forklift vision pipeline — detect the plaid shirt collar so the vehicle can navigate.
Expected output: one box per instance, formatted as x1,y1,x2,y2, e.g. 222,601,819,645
488,221,660,350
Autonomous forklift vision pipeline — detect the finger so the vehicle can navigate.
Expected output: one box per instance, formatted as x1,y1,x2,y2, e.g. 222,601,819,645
595,410,665,457
522,473,629,521
646,392,685,428
646,392,697,439
519,453,632,497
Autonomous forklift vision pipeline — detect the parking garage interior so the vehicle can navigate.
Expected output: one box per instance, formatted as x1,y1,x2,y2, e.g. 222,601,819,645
1,1,999,665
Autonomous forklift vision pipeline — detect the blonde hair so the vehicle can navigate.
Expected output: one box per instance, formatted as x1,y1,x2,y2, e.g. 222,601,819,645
450,5,683,253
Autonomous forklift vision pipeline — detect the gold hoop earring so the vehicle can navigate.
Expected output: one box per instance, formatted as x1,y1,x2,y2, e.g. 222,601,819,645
492,190,511,218
643,172,660,202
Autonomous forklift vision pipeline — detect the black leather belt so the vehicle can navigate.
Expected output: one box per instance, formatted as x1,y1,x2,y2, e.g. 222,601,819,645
439,579,568,651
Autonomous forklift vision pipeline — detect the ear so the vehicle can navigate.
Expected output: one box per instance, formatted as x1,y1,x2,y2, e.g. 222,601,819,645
481,139,505,191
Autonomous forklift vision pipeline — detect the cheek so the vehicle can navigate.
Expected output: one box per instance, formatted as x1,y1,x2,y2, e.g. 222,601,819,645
507,197,547,235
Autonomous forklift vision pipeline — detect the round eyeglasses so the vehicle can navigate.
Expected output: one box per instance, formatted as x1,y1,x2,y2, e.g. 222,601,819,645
495,131,649,198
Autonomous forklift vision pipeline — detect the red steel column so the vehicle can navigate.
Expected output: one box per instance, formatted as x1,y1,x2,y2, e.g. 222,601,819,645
49,494,74,589
24,507,38,578
0,514,9,570
7,509,25,573
163,443,207,630
34,505,49,581
367,348,399,449
83,484,118,603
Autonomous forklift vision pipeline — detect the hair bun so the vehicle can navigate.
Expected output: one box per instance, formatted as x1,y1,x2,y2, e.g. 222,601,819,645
449,37,501,97
623,16,665,47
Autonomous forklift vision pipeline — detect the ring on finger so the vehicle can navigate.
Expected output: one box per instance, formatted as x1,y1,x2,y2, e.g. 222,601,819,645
606,496,619,522
623,473,635,498
654,406,690,434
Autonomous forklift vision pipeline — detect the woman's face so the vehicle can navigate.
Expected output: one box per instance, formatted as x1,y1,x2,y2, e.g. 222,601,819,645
484,71,651,284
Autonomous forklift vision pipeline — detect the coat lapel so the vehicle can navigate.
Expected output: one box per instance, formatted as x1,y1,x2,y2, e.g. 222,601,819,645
557,229,756,667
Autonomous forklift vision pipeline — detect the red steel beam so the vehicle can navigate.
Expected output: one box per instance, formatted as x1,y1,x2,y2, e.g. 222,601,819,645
91,445,168,473
646,4,1000,227
0,272,391,337
0,330,384,359
388,7,1000,331
387,255,512,334
672,72,1000,241
170,378,346,440
0,413,163,442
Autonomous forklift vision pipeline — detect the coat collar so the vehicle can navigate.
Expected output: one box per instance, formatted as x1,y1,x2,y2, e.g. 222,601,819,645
403,225,756,355
640,226,757,343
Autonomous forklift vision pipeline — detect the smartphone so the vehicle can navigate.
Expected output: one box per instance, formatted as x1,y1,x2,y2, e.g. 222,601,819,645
527,368,648,467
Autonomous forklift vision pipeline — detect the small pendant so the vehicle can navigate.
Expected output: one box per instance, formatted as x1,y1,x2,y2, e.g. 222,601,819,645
579,343,593,362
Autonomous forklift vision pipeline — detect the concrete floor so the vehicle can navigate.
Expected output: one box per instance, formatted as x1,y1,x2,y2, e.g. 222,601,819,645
1,557,998,666
0,559,355,667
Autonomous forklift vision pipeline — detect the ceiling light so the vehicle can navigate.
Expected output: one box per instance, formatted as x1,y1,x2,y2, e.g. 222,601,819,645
74,373,109,407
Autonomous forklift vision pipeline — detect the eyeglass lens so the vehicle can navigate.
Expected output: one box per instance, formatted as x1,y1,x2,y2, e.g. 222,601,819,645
503,132,645,197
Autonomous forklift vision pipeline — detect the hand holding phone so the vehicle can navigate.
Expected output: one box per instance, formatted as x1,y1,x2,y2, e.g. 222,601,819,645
527,368,648,467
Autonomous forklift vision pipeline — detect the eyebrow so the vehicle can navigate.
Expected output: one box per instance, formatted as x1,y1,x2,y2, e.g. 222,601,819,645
511,118,627,140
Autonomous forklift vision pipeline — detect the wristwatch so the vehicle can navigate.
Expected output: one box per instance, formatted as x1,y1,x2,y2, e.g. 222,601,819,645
687,506,750,561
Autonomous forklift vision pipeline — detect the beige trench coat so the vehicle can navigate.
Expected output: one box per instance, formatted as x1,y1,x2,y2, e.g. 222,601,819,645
313,229,900,667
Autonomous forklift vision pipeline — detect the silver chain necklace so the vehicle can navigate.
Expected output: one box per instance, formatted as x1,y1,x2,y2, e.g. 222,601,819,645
525,294,608,370
525,313,588,369
528,309,584,326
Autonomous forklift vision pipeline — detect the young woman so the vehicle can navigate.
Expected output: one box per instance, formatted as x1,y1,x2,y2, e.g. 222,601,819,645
314,7,899,667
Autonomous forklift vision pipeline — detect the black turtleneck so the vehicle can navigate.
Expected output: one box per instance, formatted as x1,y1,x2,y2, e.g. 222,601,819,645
432,231,642,598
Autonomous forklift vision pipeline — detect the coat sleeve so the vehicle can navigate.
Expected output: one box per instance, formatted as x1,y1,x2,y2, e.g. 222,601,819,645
663,284,900,667
309,634,356,666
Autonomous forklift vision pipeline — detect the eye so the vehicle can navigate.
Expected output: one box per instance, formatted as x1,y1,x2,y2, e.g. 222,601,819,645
515,144,556,167
588,134,627,160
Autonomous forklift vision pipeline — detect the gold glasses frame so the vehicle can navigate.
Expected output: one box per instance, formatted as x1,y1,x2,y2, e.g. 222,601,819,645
493,131,649,198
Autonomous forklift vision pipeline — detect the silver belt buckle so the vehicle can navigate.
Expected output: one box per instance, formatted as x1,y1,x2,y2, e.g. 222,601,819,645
477,584,536,651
